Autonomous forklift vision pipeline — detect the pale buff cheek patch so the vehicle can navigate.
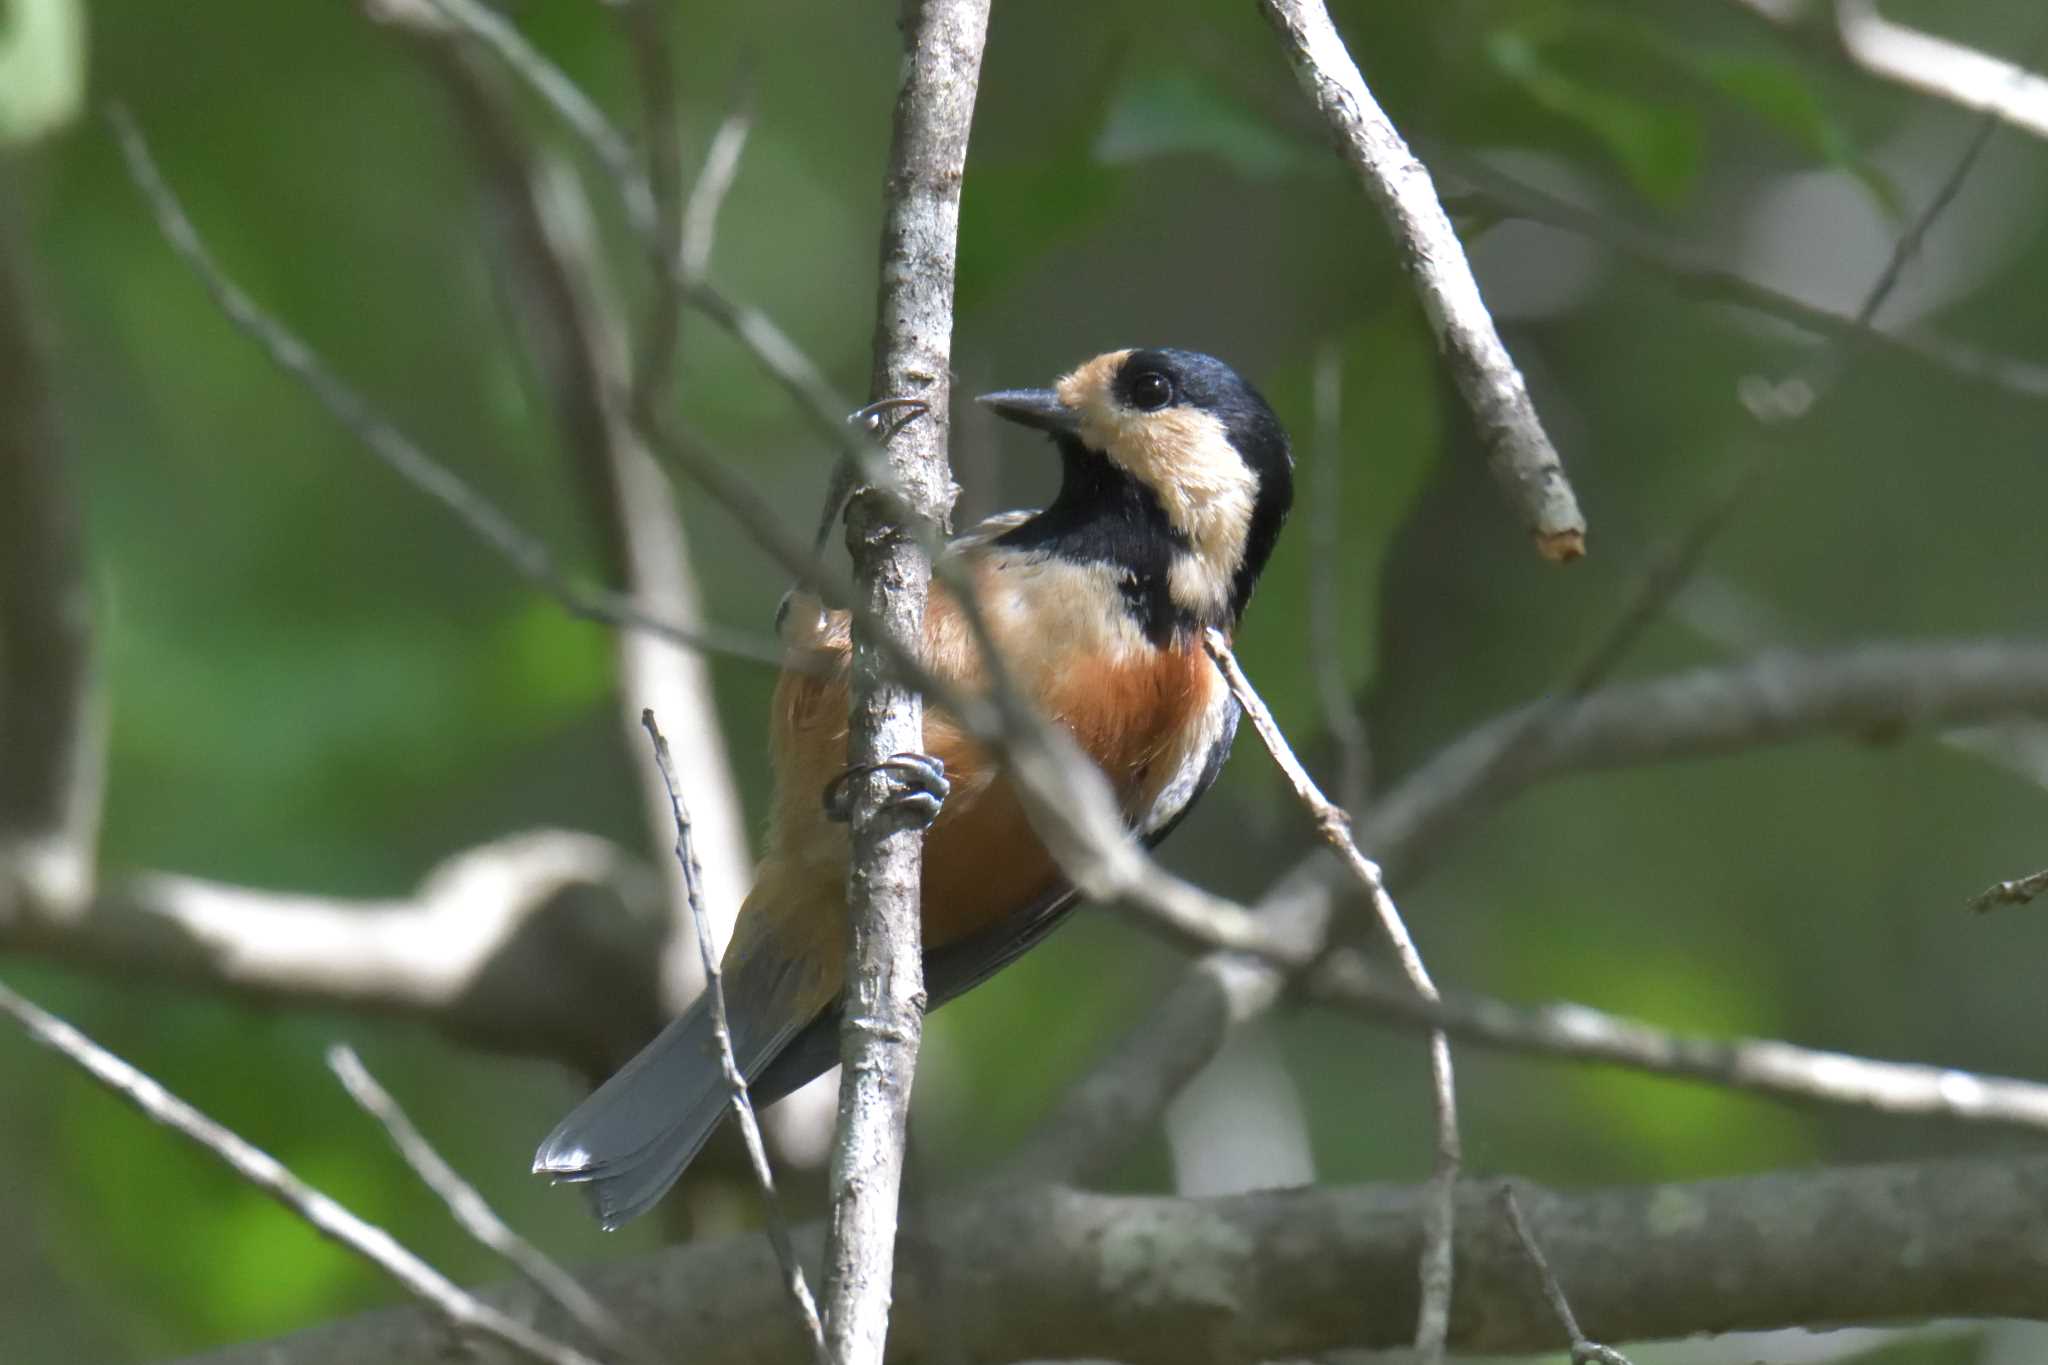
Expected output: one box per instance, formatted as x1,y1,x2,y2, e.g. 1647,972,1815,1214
1057,355,1258,616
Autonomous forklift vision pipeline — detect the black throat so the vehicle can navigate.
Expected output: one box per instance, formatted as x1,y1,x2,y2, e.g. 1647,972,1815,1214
992,436,1198,648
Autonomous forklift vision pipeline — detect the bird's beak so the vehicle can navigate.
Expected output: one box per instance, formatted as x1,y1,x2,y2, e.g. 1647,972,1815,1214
977,387,1080,437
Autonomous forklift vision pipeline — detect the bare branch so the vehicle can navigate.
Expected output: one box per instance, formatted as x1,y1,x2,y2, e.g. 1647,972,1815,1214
1364,640,2048,880
825,2,988,1359
0,170,100,921
174,1153,2048,1365
1207,633,1458,1363
1257,0,1585,561
1312,951,2048,1134
0,979,604,1365
1969,866,2048,914
1729,0,2048,142
3,830,668,1076
107,106,785,672
327,1044,635,1359
641,711,828,1363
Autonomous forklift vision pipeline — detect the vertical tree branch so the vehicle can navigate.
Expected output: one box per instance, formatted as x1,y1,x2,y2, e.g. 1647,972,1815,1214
0,167,100,925
826,2,986,1361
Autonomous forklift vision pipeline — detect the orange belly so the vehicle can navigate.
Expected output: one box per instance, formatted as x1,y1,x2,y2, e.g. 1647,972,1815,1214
728,571,1219,1005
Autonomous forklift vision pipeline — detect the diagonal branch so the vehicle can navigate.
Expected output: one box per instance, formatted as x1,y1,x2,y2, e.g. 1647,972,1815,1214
1728,0,2048,142
0,980,604,1365
1257,0,1585,562
107,105,784,672
1207,633,1460,1363
327,1044,637,1360
1364,639,2048,880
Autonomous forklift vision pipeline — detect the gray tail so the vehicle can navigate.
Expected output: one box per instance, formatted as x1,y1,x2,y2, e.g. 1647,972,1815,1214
533,990,784,1229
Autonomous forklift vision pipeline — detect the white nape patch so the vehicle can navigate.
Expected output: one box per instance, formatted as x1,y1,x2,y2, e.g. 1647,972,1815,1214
1055,352,1259,620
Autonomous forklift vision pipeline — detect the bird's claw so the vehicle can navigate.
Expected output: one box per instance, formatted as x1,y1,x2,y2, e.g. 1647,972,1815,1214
822,752,949,829
847,396,929,443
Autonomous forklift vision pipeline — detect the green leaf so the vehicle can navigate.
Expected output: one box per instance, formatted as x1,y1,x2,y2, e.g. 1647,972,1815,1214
1094,69,1311,180
0,0,87,145
1486,28,1703,207
1689,52,1904,218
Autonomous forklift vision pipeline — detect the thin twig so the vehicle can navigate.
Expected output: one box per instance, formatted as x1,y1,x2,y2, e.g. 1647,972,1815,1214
1969,867,2048,914
108,106,785,671
641,710,830,1363
327,1044,638,1358
422,0,657,239
1498,1184,1634,1365
0,978,604,1365
1204,631,1459,1365
1257,0,1585,561
1307,343,1370,813
1435,149,2048,404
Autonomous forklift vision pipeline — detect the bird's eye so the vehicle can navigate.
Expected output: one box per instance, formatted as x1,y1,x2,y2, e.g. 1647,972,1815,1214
1129,370,1174,411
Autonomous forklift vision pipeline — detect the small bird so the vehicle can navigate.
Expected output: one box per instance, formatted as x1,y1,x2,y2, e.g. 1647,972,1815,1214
535,347,1294,1227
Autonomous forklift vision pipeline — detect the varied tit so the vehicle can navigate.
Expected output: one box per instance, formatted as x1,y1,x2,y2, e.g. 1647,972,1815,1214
535,347,1294,1228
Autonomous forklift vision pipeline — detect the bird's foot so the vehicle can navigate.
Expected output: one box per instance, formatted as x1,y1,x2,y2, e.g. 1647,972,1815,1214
847,396,929,443
822,752,949,829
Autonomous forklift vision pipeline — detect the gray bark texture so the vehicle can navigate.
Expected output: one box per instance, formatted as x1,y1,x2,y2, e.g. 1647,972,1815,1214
174,1155,2048,1365
826,2,988,1361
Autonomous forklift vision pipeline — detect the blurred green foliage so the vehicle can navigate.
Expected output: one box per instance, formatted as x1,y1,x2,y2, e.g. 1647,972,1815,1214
4,0,2048,1361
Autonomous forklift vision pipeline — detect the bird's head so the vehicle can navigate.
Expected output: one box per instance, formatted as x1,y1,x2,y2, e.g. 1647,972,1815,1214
978,348,1293,635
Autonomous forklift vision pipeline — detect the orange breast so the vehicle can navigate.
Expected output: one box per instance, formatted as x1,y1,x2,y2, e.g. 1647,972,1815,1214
730,569,1219,1002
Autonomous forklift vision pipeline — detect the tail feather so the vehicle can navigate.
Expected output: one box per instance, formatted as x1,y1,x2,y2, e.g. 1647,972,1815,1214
534,950,820,1230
